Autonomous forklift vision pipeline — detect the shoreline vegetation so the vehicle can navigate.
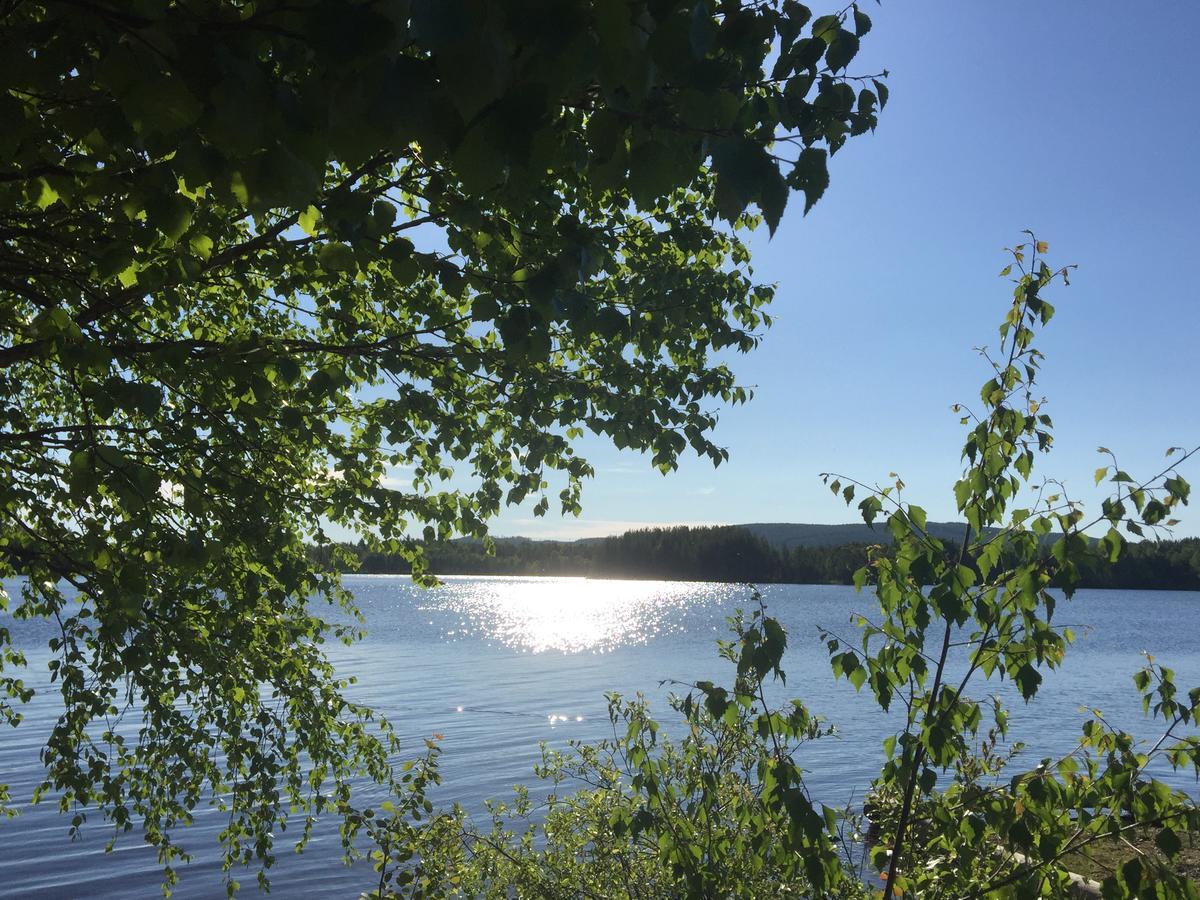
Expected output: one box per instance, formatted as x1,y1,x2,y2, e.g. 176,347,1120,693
313,524,1200,591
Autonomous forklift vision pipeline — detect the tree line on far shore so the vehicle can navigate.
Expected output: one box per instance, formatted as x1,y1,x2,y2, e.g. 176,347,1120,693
312,525,1200,590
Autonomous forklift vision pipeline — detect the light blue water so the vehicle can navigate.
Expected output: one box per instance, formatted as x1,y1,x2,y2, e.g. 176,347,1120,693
1,577,1197,898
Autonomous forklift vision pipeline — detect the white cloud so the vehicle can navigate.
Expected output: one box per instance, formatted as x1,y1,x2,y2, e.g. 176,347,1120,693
378,464,416,490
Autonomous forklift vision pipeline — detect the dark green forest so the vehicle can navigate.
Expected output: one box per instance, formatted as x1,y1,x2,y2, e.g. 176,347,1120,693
315,525,1200,590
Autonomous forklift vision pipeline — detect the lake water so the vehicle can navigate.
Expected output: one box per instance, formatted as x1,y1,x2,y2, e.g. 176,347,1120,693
2,577,1198,898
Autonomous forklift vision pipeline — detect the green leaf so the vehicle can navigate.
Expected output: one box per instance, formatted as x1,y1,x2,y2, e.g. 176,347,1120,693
1120,857,1142,894
299,205,321,236
853,7,872,37
628,141,681,207
1014,663,1042,701
858,495,882,525
189,234,213,260
32,177,59,209
318,242,357,272
789,147,829,214
710,137,776,222
593,307,627,339
789,37,827,71
848,664,867,690
954,478,972,511
759,165,789,237
147,194,193,242
872,78,889,109
1164,474,1190,504
824,29,859,71
1156,826,1181,858
810,14,841,43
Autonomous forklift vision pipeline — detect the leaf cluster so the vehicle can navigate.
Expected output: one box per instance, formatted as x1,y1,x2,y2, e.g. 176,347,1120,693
819,237,1198,898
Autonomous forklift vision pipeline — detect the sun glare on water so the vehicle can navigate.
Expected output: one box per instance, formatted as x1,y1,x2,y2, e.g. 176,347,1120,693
434,577,731,654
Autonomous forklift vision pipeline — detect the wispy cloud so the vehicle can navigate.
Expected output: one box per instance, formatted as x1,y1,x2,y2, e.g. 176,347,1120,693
598,465,644,476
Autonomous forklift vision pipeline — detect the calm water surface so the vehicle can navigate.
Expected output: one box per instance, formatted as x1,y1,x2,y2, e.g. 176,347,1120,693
2,577,1198,897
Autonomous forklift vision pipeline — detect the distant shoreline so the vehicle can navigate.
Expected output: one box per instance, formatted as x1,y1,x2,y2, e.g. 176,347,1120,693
311,523,1200,592
341,571,1200,593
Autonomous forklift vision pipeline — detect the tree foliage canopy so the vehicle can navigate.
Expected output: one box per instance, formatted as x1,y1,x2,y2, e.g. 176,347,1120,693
0,0,884,888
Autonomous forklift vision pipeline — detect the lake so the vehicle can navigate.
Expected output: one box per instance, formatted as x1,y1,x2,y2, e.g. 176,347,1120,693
2,577,1198,897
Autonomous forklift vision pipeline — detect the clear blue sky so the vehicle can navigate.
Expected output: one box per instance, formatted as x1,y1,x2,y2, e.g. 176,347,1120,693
490,3,1200,540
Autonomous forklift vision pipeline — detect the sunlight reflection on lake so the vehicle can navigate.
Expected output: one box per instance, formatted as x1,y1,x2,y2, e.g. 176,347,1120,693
427,576,741,653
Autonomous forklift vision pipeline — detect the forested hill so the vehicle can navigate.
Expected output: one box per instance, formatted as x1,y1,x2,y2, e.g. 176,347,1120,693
318,525,1200,591
742,521,978,550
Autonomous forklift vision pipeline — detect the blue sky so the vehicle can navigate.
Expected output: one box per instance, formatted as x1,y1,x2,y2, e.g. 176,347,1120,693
490,3,1200,540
